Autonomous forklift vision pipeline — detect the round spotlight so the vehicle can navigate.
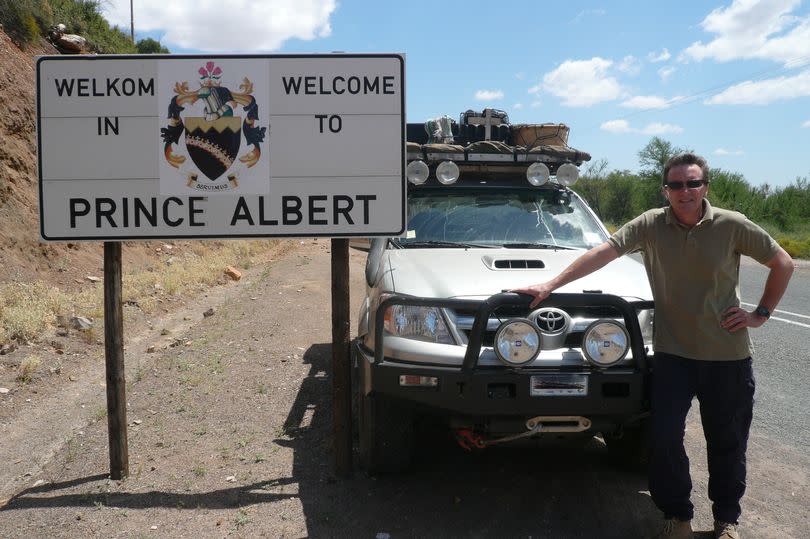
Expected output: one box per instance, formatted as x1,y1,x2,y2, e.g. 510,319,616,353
526,162,550,186
556,163,579,186
582,319,630,367
493,318,542,367
436,160,460,185
406,160,429,185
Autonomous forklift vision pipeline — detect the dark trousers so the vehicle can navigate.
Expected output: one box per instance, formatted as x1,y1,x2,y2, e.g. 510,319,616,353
649,352,755,524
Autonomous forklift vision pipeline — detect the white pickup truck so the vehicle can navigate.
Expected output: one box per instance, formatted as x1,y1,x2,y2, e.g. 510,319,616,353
352,112,654,473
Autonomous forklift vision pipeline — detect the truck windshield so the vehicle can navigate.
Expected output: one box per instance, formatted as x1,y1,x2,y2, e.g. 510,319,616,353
399,187,608,250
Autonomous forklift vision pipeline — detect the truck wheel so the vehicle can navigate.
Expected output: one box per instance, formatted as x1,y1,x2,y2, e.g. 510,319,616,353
358,391,414,474
604,421,650,472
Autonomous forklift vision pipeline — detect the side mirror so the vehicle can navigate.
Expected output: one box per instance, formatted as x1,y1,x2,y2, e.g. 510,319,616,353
365,238,388,287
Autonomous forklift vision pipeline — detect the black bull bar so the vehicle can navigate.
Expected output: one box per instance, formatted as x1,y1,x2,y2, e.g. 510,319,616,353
374,292,655,372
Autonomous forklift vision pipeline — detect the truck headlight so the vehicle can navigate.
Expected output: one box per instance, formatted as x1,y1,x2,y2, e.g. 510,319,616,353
383,304,454,344
582,319,629,367
494,318,541,366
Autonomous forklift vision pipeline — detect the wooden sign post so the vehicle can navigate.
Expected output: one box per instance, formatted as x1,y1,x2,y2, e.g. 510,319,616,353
330,239,352,477
103,241,128,479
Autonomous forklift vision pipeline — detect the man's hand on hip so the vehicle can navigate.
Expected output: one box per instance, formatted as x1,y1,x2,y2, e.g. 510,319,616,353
721,306,766,332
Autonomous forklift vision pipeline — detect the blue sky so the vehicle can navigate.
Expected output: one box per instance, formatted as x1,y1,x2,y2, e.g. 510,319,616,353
103,0,810,187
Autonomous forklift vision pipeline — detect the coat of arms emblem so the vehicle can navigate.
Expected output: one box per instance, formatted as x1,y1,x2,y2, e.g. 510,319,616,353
160,62,267,190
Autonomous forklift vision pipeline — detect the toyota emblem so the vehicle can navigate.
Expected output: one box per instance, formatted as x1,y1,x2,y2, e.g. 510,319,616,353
531,308,570,334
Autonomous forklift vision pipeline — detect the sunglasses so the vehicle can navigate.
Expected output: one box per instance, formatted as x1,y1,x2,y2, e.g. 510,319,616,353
664,179,707,190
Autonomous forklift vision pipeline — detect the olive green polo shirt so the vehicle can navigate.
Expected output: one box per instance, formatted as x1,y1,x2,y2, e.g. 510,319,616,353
608,200,779,361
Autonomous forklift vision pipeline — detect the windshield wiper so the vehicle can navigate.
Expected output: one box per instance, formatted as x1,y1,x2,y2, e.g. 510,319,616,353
394,240,497,249
500,242,576,250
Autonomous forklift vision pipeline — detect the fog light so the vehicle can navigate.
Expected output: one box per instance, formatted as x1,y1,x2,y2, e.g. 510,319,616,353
582,319,629,367
407,160,429,184
494,318,541,366
526,162,550,186
399,375,439,387
556,163,579,186
436,160,460,184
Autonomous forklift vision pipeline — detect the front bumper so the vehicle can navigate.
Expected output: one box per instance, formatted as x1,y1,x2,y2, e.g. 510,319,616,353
355,342,646,417
358,292,653,424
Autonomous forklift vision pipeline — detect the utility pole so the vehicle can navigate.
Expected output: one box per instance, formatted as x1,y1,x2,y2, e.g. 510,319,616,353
130,0,134,43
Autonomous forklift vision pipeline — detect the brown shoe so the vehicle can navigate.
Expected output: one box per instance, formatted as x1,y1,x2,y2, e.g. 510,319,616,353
714,521,740,539
652,518,693,538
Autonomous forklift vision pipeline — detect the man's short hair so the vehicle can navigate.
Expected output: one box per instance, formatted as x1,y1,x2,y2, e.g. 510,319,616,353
662,153,710,185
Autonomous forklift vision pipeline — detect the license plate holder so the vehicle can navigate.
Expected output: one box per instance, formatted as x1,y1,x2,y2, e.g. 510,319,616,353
530,373,588,396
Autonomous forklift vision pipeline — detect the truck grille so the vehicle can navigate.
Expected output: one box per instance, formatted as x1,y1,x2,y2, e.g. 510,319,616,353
450,305,624,347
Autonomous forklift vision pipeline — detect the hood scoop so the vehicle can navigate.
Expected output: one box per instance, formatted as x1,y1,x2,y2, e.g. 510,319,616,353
482,255,545,270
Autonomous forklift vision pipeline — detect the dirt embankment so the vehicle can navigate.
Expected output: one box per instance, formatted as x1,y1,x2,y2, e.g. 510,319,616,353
0,30,196,289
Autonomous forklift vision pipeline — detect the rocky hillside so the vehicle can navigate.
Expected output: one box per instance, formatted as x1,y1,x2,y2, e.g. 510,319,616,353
0,29,170,290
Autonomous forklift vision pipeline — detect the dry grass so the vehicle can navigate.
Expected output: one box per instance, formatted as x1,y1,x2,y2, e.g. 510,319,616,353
0,282,70,342
0,240,278,345
16,354,41,383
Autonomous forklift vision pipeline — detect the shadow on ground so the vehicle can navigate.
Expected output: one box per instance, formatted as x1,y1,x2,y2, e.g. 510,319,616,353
2,343,714,538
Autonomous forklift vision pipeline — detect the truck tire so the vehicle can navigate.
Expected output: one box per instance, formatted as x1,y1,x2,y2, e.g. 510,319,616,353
358,390,414,474
604,421,650,473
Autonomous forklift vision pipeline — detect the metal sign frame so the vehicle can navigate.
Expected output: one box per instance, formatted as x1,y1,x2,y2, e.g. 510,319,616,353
37,53,406,241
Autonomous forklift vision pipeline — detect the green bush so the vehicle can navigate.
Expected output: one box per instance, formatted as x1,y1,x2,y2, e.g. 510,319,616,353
0,0,41,45
137,37,170,54
48,0,137,53
778,238,810,259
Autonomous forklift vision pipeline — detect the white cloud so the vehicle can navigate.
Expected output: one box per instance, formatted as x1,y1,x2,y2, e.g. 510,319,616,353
102,0,336,51
475,89,504,101
542,58,624,107
706,68,810,104
601,120,633,133
647,48,671,63
515,72,526,80
714,148,745,155
601,119,683,135
803,119,810,127
641,123,684,135
620,95,681,109
530,100,542,108
618,55,641,75
658,66,676,82
684,0,810,66
571,9,607,24
513,103,524,110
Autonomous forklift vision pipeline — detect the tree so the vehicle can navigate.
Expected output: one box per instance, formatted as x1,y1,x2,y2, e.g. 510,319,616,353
136,37,169,54
602,171,638,225
573,158,610,218
637,137,691,181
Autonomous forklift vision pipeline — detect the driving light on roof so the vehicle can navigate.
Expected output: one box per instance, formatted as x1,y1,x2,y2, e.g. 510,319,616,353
555,163,579,186
407,160,429,185
526,162,550,186
436,160,460,184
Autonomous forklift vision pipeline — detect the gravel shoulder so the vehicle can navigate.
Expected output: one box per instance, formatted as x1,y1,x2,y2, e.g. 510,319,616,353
0,240,807,538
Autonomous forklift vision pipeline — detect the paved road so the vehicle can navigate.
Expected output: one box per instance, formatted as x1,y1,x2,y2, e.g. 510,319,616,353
740,258,810,450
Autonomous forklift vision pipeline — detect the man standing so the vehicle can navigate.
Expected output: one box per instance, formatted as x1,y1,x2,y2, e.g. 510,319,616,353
513,153,794,539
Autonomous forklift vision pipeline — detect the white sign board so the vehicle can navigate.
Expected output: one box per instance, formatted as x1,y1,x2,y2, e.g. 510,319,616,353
37,54,405,240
